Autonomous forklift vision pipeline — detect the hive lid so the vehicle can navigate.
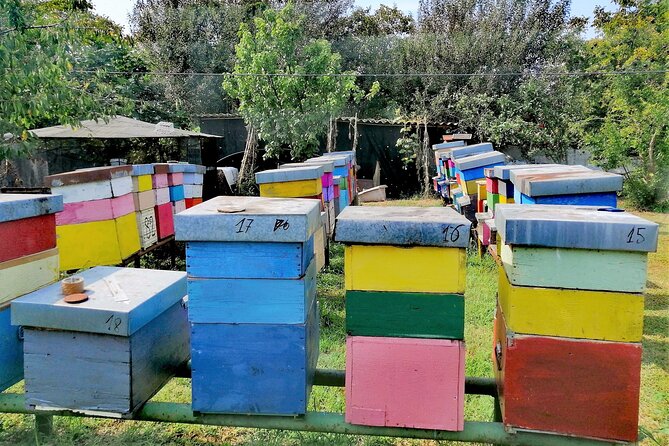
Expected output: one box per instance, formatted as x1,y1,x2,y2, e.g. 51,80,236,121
153,163,197,174
44,166,132,187
492,164,559,180
454,151,506,171
449,142,493,160
334,206,471,248
495,204,659,252
180,163,206,173
255,166,324,184
131,164,154,176
174,196,321,242
11,266,187,336
0,194,64,223
507,164,590,184
432,141,465,151
280,160,334,173
308,153,350,167
512,169,624,196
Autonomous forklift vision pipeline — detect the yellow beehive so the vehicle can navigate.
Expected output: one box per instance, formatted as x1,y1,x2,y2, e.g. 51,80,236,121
259,179,322,198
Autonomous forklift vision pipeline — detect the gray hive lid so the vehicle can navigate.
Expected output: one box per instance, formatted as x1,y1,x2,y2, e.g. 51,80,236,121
454,151,506,171
432,141,466,151
174,196,321,242
0,194,64,223
255,166,324,184
512,169,624,196
325,150,356,163
309,154,350,167
131,164,154,176
493,163,559,180
44,166,132,187
180,163,206,174
11,266,186,336
508,165,590,184
280,161,334,173
334,206,471,248
449,142,493,160
495,204,659,252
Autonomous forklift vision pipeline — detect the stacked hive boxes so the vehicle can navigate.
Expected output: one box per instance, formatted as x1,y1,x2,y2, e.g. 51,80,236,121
46,166,140,270
0,194,62,390
510,166,622,206
152,164,173,239
167,164,187,214
431,141,466,199
131,164,158,250
311,153,354,208
12,266,189,416
334,206,471,430
447,143,493,209
492,164,558,205
174,197,320,415
183,164,205,208
493,204,658,442
256,166,327,270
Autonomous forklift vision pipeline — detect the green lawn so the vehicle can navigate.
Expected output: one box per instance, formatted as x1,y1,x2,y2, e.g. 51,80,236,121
0,198,666,446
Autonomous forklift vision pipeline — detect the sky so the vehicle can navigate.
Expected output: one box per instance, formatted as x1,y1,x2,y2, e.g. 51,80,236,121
91,0,616,37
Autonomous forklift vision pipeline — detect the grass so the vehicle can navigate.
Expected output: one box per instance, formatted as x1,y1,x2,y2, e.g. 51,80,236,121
0,197,666,446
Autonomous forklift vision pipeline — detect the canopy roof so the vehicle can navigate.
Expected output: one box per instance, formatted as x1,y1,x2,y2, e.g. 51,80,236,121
30,116,219,139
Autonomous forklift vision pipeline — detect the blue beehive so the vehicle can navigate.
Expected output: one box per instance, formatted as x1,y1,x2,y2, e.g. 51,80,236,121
174,196,321,415
11,266,189,416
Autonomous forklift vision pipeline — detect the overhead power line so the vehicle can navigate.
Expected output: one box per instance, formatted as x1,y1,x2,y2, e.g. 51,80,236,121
71,69,669,78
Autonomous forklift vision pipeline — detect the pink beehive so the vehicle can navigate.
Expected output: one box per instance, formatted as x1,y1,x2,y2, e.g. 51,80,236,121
345,336,465,431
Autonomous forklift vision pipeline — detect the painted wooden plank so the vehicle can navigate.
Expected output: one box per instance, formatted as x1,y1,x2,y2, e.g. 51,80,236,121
184,184,203,199
115,212,141,260
111,176,133,197
280,161,335,174
497,179,513,197
175,196,321,243
497,266,643,342
183,173,204,185
256,166,324,184
454,151,505,172
186,238,314,279
259,179,323,198
44,166,132,187
188,261,316,324
346,291,464,339
155,203,174,239
500,242,649,293
520,191,617,207
335,206,471,248
448,142,493,160
495,204,659,252
185,198,202,209
0,194,63,223
131,164,154,176
493,164,558,180
498,194,513,204
56,194,135,225
133,190,156,212
56,219,122,270
346,336,465,430
136,209,158,249
493,305,641,442
345,245,466,294
12,266,187,336
486,177,498,194
432,140,465,150
169,185,185,202
327,200,335,234
457,162,505,181
514,169,623,196
314,223,326,271
152,173,168,188
51,180,113,204
191,300,319,415
132,174,153,192
323,184,335,202
172,199,186,215
0,249,59,304
154,163,192,174
0,214,56,263
456,177,479,195
155,187,170,205
0,306,23,391
167,173,184,186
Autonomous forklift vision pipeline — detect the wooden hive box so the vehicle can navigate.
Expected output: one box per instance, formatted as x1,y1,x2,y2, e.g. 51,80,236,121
256,166,324,198
346,336,465,430
167,172,184,186
131,164,154,193
136,208,158,249
169,185,185,202
495,204,659,292
12,266,189,417
453,151,506,182
493,304,641,442
281,160,335,188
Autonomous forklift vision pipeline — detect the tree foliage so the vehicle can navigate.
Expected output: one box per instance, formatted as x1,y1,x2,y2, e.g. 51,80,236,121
223,4,369,159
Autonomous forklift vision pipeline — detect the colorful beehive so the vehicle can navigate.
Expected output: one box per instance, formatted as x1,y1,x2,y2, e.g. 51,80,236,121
453,151,505,196
0,193,63,390
174,196,320,415
46,166,140,270
335,206,471,430
433,140,466,180
131,164,158,250
492,164,559,204
12,266,189,416
493,204,658,442
152,164,174,239
448,142,493,162
510,168,623,206
182,164,205,208
313,152,355,205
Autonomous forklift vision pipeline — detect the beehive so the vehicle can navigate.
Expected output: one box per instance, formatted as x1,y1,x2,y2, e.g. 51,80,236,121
131,164,158,249
0,193,63,390
335,206,470,430
182,163,205,208
493,204,658,441
12,266,189,416
175,196,321,415
46,167,140,270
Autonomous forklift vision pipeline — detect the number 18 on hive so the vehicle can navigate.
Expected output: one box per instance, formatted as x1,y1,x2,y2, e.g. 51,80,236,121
334,206,471,430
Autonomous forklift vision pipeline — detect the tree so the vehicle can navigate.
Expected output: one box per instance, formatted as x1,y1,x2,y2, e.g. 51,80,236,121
584,0,668,210
223,3,367,160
